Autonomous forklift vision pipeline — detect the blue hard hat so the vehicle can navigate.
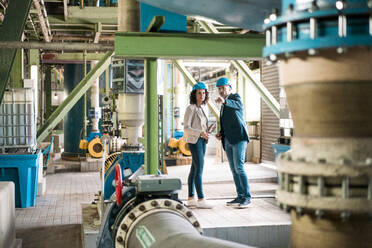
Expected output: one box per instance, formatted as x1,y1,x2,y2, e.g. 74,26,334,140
193,82,207,91
216,77,231,87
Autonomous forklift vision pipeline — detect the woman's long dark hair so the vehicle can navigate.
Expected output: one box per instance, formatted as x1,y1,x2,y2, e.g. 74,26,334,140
189,89,209,105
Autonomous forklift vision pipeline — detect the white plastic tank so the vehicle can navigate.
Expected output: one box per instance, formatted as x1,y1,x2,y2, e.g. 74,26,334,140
0,88,36,152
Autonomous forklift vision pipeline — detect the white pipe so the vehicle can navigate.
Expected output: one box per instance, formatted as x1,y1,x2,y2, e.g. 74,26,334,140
91,61,100,132
174,70,185,131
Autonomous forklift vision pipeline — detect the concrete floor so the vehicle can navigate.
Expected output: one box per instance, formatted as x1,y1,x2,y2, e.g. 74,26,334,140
15,172,100,228
168,156,278,201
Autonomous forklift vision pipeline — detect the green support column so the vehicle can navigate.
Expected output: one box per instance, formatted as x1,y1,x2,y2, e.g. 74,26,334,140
0,0,33,103
29,50,40,68
10,49,24,88
145,59,159,175
45,66,52,119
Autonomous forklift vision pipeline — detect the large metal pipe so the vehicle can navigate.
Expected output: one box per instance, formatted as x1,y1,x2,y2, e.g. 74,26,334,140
278,48,372,248
114,199,251,248
63,64,86,156
0,41,114,51
263,1,372,247
118,0,139,32
126,211,251,248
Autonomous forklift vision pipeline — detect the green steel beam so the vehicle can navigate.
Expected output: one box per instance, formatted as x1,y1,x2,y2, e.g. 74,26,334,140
45,65,52,119
10,49,24,88
37,51,114,143
42,53,105,62
115,32,265,59
0,0,33,103
232,60,280,118
145,59,159,175
198,20,280,118
145,16,165,32
173,60,219,121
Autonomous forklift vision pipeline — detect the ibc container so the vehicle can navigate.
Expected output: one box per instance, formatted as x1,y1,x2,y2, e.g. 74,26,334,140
0,89,36,152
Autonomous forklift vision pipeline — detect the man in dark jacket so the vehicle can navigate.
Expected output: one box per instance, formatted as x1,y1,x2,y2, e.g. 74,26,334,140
215,77,251,208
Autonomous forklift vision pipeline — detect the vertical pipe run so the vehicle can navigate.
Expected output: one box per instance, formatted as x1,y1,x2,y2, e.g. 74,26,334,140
28,49,39,126
90,61,100,132
145,59,159,175
63,64,85,155
171,63,174,136
83,51,87,139
105,67,109,96
118,0,139,32
45,65,52,119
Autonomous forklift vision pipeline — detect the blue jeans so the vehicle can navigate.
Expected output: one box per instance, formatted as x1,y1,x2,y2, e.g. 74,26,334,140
224,137,251,199
188,137,206,199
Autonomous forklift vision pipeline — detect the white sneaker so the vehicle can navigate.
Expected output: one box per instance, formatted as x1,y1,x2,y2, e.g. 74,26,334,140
185,198,198,207
197,199,213,209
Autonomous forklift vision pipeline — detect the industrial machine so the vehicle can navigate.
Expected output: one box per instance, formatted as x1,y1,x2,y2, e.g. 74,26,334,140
96,167,250,248
167,137,191,156
79,62,105,159
263,0,372,247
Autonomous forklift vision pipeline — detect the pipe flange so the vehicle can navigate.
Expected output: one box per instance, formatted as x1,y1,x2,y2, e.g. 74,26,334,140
277,153,372,178
277,154,372,218
115,199,202,248
276,189,372,213
263,0,372,59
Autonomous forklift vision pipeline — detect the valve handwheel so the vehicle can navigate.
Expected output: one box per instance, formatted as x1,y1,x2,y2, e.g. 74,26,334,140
115,163,123,206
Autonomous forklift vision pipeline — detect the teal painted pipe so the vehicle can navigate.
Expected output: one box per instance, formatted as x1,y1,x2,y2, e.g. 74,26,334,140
63,64,89,155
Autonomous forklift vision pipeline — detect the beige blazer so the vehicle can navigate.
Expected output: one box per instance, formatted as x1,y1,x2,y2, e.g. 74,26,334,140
183,104,208,144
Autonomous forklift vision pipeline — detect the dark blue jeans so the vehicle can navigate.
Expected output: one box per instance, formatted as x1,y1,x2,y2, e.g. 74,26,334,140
224,137,251,199
188,137,206,199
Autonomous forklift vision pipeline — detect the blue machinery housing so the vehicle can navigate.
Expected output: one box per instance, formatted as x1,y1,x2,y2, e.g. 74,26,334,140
0,151,41,208
104,152,144,200
263,0,372,58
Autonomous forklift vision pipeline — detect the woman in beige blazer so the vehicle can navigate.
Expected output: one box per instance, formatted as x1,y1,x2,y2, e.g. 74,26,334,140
183,82,213,209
